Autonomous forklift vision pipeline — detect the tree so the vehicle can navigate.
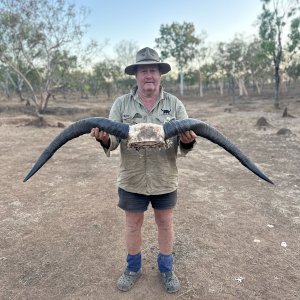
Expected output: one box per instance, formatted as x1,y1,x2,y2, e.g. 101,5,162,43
113,40,139,92
0,0,96,113
286,56,300,81
155,22,200,96
245,37,271,95
287,6,300,55
228,35,249,98
211,45,228,96
92,60,122,98
213,42,238,102
114,40,139,71
258,0,300,108
193,31,209,97
199,63,218,92
0,64,12,98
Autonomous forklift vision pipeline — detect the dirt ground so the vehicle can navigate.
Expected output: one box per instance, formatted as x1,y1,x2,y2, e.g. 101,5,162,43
0,93,299,300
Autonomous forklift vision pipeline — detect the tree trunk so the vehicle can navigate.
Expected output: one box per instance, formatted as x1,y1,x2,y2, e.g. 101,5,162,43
106,82,111,99
198,70,203,97
273,21,282,109
274,66,280,109
280,78,287,94
229,75,235,104
37,91,53,114
254,79,261,95
179,67,184,96
0,80,10,98
238,78,243,96
218,78,224,96
238,78,248,96
5,61,39,109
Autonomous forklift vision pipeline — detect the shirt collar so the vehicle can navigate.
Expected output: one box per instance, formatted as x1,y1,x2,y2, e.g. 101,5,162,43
131,85,164,100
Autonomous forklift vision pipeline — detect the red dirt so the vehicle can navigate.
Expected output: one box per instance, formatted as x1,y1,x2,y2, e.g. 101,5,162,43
0,95,299,299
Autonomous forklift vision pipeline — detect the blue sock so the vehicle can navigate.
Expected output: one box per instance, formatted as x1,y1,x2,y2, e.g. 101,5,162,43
126,253,141,272
157,253,173,273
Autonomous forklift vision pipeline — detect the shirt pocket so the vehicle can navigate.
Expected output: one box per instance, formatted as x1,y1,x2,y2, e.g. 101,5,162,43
155,115,176,124
122,113,143,125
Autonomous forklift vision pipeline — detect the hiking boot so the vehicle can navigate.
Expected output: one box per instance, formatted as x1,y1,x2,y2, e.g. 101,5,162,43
160,271,180,293
117,268,142,292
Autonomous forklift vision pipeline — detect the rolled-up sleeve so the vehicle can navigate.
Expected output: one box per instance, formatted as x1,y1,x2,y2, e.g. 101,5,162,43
99,98,123,157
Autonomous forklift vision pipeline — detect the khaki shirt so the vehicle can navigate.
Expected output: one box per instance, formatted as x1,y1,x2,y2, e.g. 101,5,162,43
103,87,194,195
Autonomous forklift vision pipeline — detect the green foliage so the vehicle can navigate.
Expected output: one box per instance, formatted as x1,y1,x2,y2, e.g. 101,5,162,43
182,69,198,85
200,63,218,85
286,59,300,79
90,60,122,96
114,40,139,70
259,3,276,55
245,38,272,78
155,22,200,68
257,0,300,107
259,0,300,58
93,61,122,82
0,0,91,112
288,16,300,52
212,37,247,76
51,50,78,82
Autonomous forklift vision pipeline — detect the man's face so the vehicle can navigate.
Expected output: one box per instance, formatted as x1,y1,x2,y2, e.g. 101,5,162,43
135,65,161,94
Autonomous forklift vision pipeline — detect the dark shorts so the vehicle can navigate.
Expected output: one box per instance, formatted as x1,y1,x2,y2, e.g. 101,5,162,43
118,188,177,212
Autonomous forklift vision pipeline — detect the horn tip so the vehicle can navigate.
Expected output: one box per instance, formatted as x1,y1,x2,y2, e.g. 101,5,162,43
23,172,32,182
262,176,274,185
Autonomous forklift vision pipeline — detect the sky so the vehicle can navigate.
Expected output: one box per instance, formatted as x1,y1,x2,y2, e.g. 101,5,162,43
73,0,263,58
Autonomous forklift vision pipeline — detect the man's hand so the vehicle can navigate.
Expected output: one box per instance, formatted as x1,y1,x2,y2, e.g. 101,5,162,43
179,130,196,144
90,127,110,147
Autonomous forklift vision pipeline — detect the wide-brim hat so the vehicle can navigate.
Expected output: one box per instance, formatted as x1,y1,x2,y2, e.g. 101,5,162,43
125,47,171,75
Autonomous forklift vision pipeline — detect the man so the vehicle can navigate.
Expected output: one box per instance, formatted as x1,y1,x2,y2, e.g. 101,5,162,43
91,47,196,293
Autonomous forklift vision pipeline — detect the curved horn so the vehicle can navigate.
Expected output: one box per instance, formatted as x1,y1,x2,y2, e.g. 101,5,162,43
23,117,129,182
164,118,273,184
